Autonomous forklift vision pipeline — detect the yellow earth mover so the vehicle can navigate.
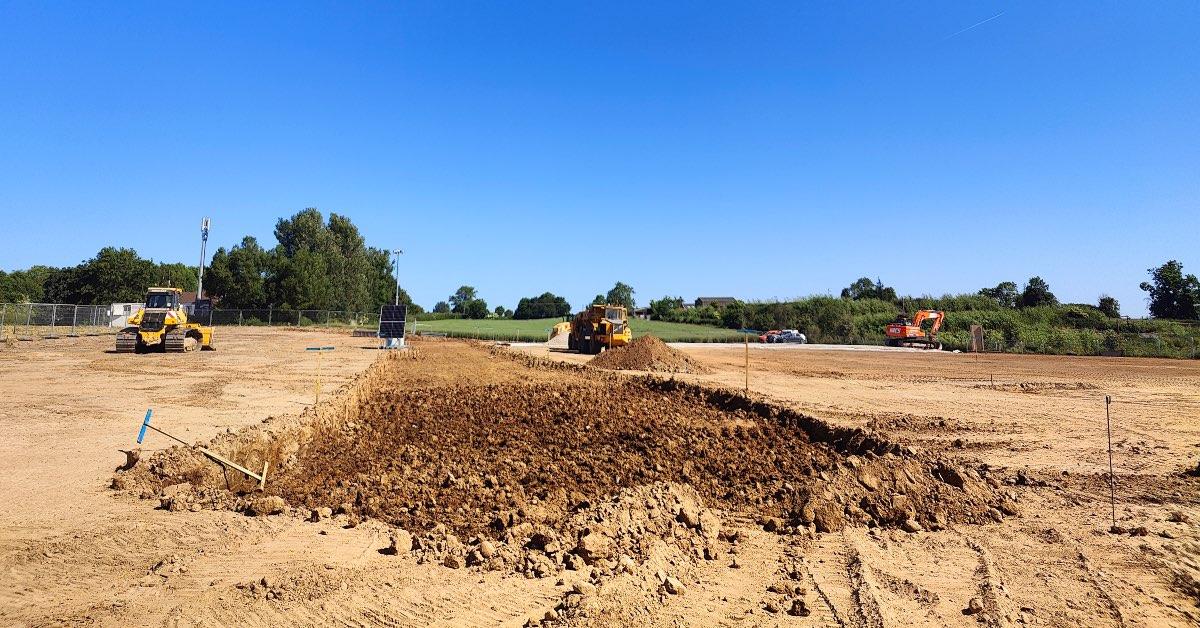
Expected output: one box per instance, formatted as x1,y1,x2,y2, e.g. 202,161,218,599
568,304,633,354
116,287,215,353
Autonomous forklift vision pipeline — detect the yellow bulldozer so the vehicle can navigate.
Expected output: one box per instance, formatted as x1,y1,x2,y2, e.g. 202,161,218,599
116,287,215,353
568,304,633,354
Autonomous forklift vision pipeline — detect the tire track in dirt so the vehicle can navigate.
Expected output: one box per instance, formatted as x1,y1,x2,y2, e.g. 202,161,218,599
847,546,886,628
1076,549,1127,628
175,563,560,628
967,537,1017,628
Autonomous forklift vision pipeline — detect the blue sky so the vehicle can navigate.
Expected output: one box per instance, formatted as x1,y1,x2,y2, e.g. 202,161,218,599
1,2,1196,315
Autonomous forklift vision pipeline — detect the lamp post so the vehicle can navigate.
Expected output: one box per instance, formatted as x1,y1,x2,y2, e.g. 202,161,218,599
197,217,210,299
392,249,404,305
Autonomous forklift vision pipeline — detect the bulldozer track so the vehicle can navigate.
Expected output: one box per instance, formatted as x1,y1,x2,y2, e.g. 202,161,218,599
165,328,198,352
114,328,138,353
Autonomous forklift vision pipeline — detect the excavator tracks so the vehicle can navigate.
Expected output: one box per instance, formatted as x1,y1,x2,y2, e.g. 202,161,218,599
114,328,138,353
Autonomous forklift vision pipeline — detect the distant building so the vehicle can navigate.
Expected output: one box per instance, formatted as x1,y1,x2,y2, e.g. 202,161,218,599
109,302,140,327
694,297,737,308
631,307,652,320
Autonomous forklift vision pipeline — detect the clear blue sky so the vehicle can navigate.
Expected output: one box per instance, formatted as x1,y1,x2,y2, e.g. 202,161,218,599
1,2,1196,315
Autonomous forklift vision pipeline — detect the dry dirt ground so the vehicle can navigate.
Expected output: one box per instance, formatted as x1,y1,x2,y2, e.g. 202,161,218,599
0,329,1196,627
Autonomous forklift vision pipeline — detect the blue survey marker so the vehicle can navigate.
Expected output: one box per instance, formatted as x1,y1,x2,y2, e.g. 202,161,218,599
132,408,269,489
137,409,153,444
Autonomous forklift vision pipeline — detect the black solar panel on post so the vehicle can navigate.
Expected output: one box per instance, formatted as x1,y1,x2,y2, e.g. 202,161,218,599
379,305,407,340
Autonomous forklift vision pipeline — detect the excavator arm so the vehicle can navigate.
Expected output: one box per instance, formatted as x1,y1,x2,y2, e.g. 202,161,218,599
911,310,944,333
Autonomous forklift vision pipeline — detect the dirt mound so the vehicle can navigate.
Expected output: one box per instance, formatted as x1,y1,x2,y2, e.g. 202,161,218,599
119,341,1008,589
128,376,1001,539
589,335,710,374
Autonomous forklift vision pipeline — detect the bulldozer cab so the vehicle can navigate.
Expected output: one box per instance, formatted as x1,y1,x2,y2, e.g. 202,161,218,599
602,305,627,322
145,288,181,310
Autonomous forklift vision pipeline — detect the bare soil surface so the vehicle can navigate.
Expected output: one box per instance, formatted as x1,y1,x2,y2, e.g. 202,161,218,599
1,330,1197,627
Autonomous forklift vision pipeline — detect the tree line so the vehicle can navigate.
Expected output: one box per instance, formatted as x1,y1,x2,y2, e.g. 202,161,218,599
0,248,197,304
0,209,418,314
649,261,1197,329
429,281,636,320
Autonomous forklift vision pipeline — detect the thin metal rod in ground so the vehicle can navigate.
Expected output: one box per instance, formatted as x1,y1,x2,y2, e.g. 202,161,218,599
1105,395,1117,530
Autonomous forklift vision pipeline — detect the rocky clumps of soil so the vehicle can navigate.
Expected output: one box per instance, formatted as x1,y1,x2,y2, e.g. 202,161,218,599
390,482,719,583
119,340,1010,587
259,373,1001,542
589,335,710,374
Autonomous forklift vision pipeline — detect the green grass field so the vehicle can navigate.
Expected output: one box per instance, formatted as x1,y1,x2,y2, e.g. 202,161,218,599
410,317,748,343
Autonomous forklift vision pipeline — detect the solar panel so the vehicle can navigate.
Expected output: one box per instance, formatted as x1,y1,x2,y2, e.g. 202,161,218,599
378,305,407,339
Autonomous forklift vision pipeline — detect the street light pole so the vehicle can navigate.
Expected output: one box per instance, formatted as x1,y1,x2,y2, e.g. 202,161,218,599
198,217,210,299
392,249,404,305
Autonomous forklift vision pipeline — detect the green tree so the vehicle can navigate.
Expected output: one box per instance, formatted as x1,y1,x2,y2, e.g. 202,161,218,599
51,248,157,304
513,292,572,319
256,209,393,311
721,300,747,329
6,266,53,302
1140,260,1199,320
1019,276,1058,308
433,301,450,313
449,286,478,313
979,281,1019,308
605,281,635,309
206,237,271,309
1097,295,1120,318
462,298,489,319
494,304,507,317
840,277,896,301
591,294,605,306
649,296,684,320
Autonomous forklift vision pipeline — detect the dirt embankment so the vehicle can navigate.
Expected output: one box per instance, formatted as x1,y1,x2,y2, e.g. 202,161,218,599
119,343,1008,589
589,335,710,374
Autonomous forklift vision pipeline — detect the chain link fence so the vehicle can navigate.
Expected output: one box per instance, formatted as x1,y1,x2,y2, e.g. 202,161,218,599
1,303,115,340
1,303,387,342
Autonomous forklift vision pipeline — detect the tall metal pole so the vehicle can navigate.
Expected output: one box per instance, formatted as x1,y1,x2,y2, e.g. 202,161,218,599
197,217,210,299
392,249,404,305
1105,395,1117,531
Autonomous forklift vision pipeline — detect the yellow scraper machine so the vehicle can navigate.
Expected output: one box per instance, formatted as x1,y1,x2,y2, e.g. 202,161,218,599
116,287,215,353
568,304,632,354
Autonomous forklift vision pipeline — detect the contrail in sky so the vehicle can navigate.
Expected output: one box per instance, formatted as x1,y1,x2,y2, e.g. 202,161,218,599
943,11,1006,40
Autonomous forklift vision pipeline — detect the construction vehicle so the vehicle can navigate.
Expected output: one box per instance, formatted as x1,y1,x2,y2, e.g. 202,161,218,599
568,304,633,354
116,287,215,353
884,310,944,350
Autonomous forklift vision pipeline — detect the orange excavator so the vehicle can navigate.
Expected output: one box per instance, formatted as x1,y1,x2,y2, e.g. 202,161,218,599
885,310,944,350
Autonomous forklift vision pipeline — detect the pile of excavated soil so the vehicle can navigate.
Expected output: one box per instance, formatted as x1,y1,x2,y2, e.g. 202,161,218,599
119,341,1009,586
589,335,710,374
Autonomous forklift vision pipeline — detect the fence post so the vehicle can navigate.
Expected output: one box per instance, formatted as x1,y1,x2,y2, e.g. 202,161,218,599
238,310,243,326
71,306,78,336
268,308,273,325
25,303,33,339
